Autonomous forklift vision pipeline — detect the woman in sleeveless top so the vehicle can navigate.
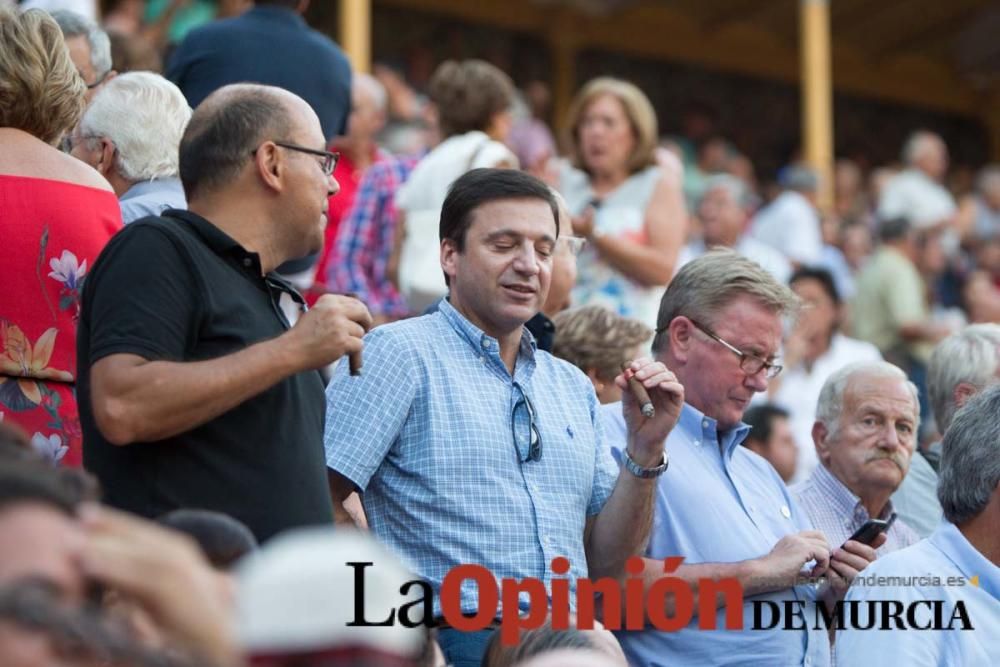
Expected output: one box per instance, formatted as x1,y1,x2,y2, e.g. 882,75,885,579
391,59,518,313
559,78,687,328
0,8,123,466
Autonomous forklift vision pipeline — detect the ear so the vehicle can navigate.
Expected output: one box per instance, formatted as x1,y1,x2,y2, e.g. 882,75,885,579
812,421,831,465
96,138,116,177
952,382,978,410
440,238,459,285
668,317,693,363
254,143,284,193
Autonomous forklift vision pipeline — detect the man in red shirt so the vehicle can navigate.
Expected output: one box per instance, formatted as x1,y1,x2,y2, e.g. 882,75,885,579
313,73,389,293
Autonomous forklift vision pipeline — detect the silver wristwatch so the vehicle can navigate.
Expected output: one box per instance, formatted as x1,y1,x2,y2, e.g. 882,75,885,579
621,448,669,478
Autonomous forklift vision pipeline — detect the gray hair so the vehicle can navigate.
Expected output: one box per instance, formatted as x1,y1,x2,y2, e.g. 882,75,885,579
79,72,191,182
700,174,750,210
937,383,1000,524
901,130,942,167
354,72,387,113
652,249,798,352
815,361,920,441
50,9,111,78
927,324,1000,433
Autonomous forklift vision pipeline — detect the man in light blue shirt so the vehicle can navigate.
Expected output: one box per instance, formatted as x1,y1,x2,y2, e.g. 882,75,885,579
324,169,684,667
837,384,1000,664
66,71,190,223
603,250,880,667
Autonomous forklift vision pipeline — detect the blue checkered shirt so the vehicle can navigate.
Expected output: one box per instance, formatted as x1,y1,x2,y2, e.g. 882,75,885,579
792,462,920,556
324,299,619,616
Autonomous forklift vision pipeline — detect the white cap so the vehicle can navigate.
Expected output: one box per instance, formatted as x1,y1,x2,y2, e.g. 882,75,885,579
235,527,425,657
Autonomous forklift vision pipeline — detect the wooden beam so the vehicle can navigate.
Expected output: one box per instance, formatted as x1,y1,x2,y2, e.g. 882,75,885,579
340,0,372,74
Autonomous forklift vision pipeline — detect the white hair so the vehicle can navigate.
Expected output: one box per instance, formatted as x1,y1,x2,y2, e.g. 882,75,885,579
700,174,750,209
354,72,387,113
928,324,1000,433
79,72,191,183
815,361,920,440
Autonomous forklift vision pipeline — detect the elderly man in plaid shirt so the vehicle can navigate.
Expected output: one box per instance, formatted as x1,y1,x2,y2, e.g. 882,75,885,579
324,168,684,667
792,360,921,553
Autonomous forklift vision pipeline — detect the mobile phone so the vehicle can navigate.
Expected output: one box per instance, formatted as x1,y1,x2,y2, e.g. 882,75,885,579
842,515,896,548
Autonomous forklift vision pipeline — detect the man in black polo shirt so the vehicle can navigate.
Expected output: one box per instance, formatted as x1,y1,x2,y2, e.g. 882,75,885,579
77,83,372,542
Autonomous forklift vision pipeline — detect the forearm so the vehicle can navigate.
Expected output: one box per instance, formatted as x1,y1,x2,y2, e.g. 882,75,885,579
93,337,303,444
586,466,657,580
590,235,676,287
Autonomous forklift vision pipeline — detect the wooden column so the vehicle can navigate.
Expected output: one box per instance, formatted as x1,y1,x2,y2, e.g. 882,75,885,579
800,0,833,211
339,0,372,74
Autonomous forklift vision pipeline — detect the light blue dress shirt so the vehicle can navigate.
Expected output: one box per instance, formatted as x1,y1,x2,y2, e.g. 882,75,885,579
324,299,618,617
602,402,831,667
836,522,999,664
119,177,187,224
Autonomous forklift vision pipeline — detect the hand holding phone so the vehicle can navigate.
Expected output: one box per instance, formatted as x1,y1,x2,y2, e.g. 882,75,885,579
841,514,896,549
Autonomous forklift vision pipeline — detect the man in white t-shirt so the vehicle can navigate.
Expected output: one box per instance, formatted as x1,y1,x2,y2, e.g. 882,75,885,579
879,130,956,230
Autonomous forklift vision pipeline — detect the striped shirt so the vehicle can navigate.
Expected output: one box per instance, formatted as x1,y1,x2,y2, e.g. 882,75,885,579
324,299,619,616
327,154,419,317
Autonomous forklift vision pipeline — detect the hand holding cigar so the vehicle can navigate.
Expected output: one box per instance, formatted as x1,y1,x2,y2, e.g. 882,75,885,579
621,361,655,418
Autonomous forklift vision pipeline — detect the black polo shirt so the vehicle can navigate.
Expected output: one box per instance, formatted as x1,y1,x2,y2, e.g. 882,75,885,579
78,210,332,542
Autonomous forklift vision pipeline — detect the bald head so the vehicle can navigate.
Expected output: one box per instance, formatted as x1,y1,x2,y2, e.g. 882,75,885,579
179,84,310,200
903,131,948,181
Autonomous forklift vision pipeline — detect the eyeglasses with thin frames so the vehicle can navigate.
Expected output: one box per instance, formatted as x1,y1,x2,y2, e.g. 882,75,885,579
687,318,783,379
511,383,542,463
252,141,340,176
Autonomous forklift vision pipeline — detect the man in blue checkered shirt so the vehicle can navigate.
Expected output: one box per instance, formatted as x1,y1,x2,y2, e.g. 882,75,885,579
324,168,684,667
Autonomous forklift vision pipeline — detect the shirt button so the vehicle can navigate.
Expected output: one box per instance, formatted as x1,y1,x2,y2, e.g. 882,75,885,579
481,339,490,349
702,419,709,429
242,258,252,267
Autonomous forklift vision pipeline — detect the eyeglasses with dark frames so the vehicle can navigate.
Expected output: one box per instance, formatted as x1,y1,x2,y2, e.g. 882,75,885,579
688,318,783,379
511,383,542,463
252,141,340,176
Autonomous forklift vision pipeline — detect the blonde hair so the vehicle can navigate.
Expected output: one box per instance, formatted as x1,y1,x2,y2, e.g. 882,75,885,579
553,305,653,381
0,8,86,145
565,77,658,175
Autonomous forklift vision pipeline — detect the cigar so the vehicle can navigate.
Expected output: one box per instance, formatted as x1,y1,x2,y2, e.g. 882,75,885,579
349,351,362,377
622,362,654,418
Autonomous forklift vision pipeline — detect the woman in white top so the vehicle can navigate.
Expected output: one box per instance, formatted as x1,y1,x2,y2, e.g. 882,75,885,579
559,78,687,328
392,59,518,312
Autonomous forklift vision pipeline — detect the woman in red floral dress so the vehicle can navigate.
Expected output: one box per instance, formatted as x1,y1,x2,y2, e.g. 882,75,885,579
1,8,123,466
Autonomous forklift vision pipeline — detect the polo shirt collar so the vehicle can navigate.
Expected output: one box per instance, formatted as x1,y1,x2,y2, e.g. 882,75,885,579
930,522,1000,600
438,298,537,375
162,208,264,277
677,402,750,459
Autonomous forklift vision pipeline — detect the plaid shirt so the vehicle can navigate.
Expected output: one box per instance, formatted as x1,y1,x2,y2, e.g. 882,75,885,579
792,462,920,555
324,299,618,616
327,154,419,317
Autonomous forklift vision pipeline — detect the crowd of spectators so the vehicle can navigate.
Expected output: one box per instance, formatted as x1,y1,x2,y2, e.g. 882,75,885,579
2,1,999,666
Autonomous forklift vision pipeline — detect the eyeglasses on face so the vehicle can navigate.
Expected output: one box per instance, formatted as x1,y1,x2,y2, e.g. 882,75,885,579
688,318,783,379
512,383,542,463
557,236,587,257
252,141,340,176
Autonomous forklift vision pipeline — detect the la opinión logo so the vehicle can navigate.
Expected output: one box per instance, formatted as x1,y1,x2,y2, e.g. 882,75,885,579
347,556,744,645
